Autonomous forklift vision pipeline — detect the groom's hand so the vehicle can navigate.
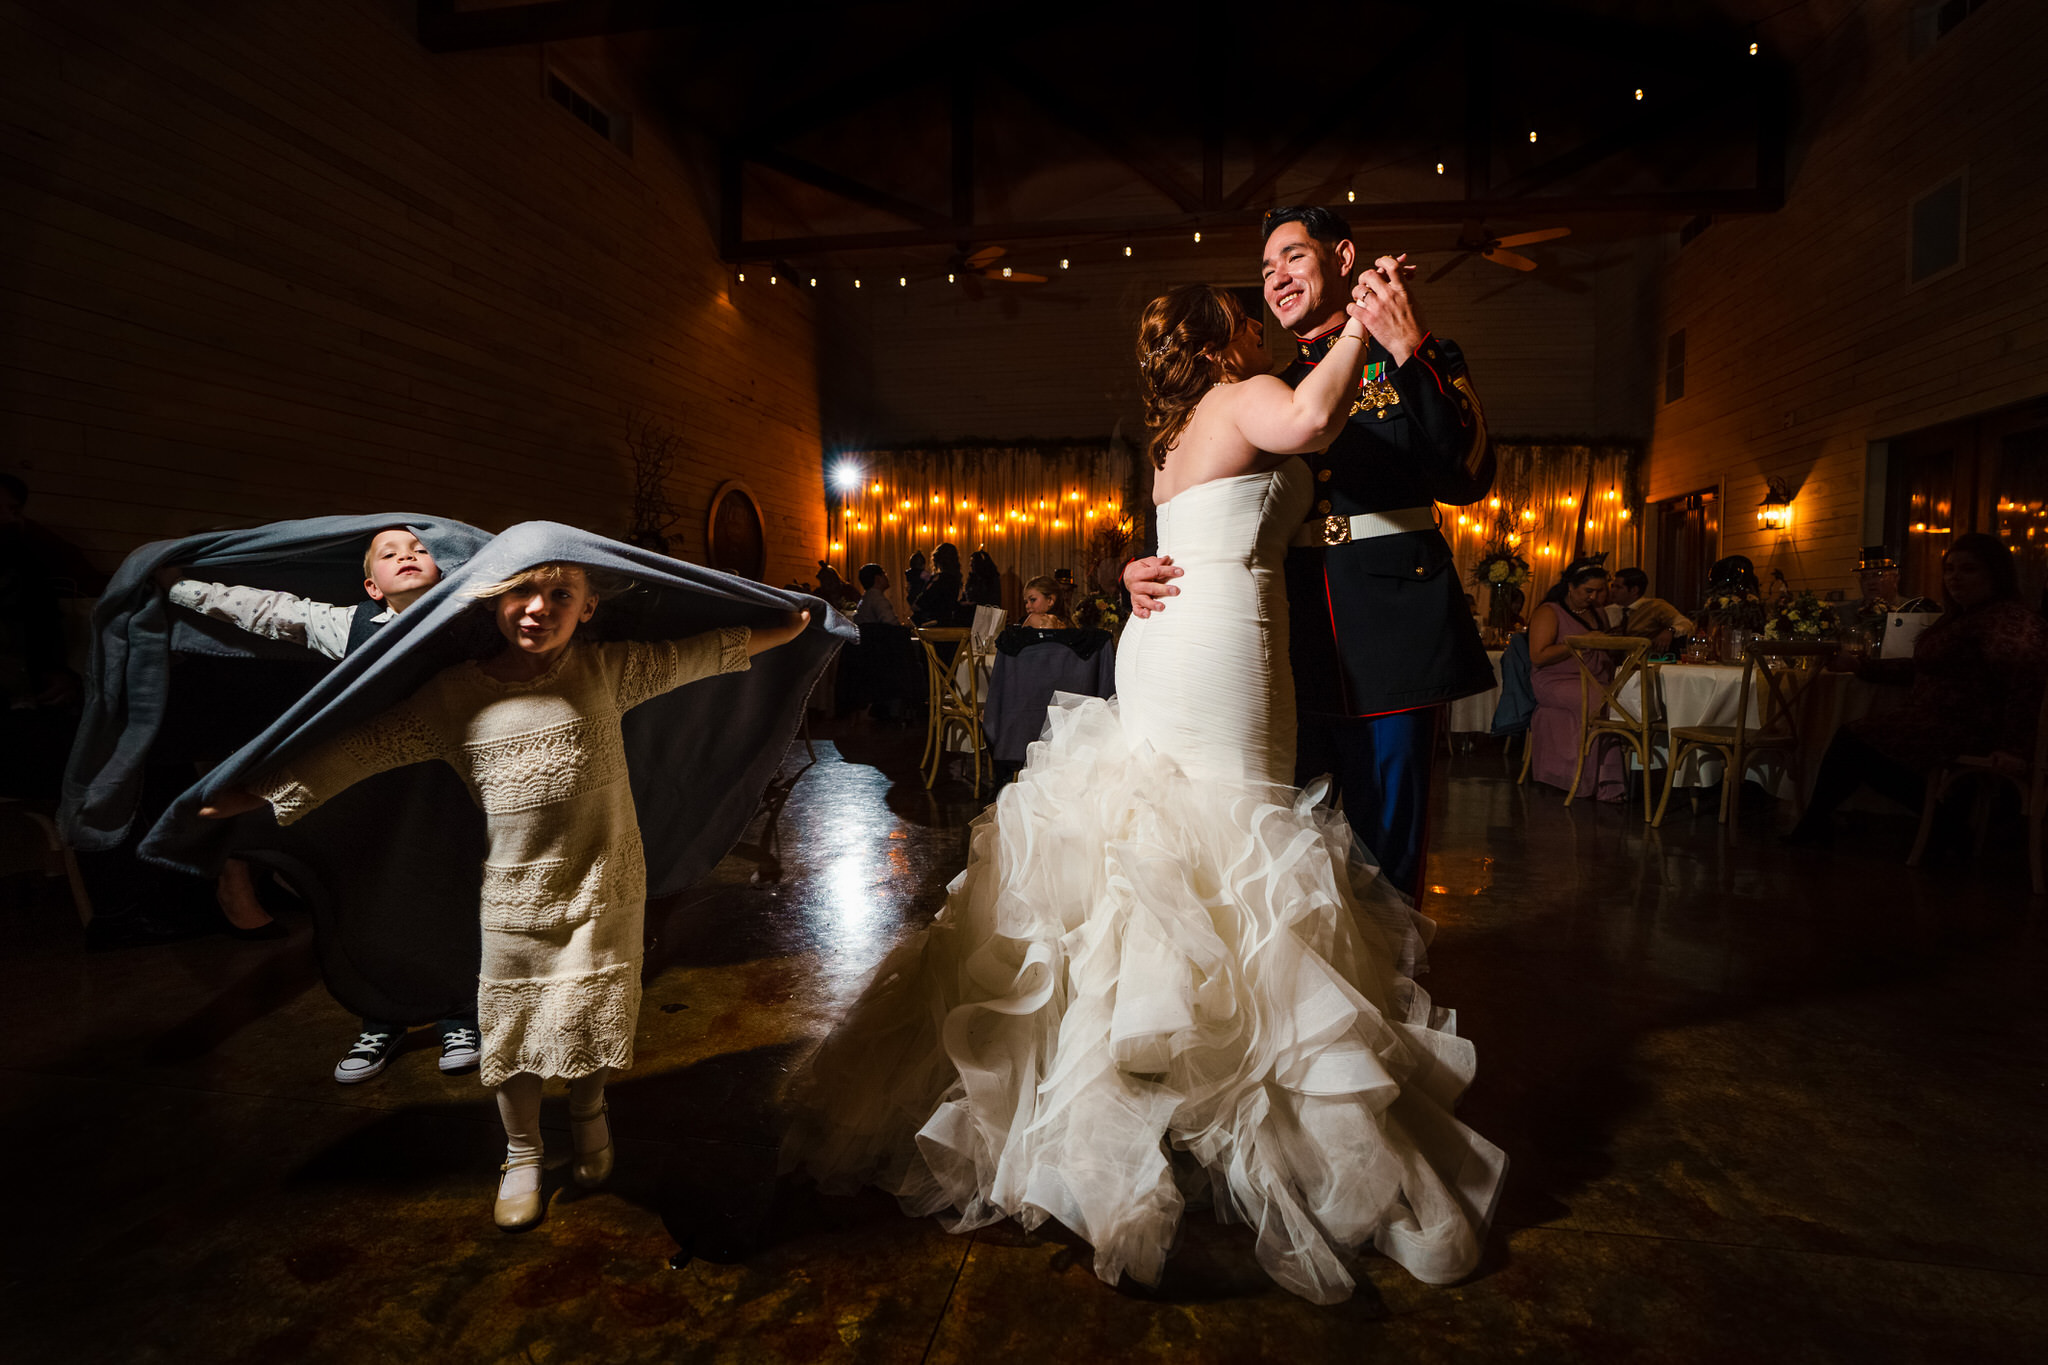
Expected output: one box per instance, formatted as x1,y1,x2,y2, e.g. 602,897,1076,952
1122,555,1182,618
1353,254,1423,366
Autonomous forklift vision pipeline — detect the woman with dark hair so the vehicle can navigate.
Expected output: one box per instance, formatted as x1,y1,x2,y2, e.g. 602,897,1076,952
963,548,1002,611
910,541,970,626
1526,554,1626,801
1787,533,2048,844
789,280,1504,1300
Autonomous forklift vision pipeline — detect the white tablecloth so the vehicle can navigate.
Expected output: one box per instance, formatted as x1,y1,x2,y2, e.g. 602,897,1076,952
1447,650,1506,733
1618,664,1896,795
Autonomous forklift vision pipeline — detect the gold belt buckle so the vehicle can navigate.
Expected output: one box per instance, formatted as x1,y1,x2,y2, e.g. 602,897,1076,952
1319,515,1351,546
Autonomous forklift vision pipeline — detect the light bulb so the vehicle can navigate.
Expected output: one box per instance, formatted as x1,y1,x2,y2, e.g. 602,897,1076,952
809,277,817,286
1002,266,1012,277
1633,88,1644,100
1060,258,1069,269
1193,231,1201,243
948,273,955,283
770,274,777,284
854,279,861,288
1749,40,1759,55
899,277,906,287
1124,244,1132,257
1346,189,1355,203
737,272,745,282
1528,130,1538,143
1436,161,1445,175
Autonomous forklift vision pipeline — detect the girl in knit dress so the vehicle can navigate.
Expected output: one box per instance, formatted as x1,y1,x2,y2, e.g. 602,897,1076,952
203,563,811,1229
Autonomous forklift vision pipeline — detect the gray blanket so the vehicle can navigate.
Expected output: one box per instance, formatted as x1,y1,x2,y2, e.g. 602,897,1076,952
64,517,848,1023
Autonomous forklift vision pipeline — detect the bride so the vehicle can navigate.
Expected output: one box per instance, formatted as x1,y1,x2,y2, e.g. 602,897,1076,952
782,282,1505,1303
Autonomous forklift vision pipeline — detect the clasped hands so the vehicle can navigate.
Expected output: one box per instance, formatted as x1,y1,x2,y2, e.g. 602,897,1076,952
1123,256,1423,618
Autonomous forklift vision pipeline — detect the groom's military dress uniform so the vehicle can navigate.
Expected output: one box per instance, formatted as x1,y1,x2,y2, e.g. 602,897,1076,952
1282,324,1496,900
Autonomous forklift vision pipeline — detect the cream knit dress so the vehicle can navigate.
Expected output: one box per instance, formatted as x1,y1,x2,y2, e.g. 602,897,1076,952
258,628,752,1086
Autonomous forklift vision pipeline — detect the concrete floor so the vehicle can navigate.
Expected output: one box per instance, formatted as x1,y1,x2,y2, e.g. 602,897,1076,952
4,722,2045,1364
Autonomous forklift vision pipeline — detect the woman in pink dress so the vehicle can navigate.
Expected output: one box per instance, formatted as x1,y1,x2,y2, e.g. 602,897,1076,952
1527,556,1627,802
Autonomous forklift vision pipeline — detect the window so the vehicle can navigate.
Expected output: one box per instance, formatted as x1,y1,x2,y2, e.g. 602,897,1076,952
1664,329,1686,404
1910,0,1993,58
546,70,627,150
1910,175,1966,284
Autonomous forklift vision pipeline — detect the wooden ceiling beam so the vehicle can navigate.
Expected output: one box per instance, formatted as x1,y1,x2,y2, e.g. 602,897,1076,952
747,149,952,232
727,188,1785,259
416,0,696,52
1226,15,1458,213
998,63,1204,215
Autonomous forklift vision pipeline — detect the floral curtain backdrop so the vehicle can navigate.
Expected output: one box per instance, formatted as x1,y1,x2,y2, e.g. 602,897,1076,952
1437,442,1643,616
821,441,1138,616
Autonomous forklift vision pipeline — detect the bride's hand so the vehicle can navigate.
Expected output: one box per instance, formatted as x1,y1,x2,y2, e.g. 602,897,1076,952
1123,556,1182,618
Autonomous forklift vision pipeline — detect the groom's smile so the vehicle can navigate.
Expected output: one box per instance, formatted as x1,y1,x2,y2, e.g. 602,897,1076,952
1260,221,1341,335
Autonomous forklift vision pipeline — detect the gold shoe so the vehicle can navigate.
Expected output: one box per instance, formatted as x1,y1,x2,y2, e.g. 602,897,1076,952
570,1101,613,1189
494,1159,544,1230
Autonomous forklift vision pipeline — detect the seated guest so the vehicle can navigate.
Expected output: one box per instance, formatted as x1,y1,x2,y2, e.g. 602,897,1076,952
964,549,1003,610
1528,555,1626,802
813,561,858,613
911,542,970,626
1787,534,2048,844
1020,575,1070,629
904,551,931,598
853,563,899,626
1606,567,1692,653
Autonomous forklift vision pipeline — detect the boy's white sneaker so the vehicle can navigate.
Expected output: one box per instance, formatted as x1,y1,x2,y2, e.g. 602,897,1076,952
438,1022,481,1074
334,1029,401,1084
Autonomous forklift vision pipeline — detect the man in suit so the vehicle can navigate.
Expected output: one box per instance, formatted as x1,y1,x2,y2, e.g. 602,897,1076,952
1124,206,1495,901
1605,567,1691,654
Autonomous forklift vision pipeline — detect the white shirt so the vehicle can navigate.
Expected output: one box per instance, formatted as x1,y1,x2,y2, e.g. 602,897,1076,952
168,580,394,661
853,586,900,626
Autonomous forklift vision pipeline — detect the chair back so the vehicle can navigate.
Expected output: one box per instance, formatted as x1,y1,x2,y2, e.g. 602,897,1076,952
1489,633,1535,737
1566,633,1654,732
1739,639,1835,749
971,605,1007,651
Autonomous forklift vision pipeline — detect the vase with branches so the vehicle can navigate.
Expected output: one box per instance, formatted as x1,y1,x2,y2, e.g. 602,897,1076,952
626,413,683,554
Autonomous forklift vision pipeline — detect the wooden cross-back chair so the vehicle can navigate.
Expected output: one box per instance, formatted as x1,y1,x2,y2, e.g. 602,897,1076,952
915,625,990,793
1906,677,2048,895
1652,638,1835,834
1564,633,1657,820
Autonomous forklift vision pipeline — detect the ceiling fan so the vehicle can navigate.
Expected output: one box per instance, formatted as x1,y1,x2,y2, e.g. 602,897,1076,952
948,245,1047,299
1426,225,1571,282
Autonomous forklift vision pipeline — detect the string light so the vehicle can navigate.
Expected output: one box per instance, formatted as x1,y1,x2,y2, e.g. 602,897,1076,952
899,277,906,287
1528,130,1538,143
1634,88,1644,100
1060,258,1069,269
1346,189,1356,202
1001,267,1012,277
854,279,861,288
1124,244,1132,257
1436,161,1445,175
809,277,817,286
1193,230,1201,243
770,274,777,284
1749,40,1759,55
948,273,956,283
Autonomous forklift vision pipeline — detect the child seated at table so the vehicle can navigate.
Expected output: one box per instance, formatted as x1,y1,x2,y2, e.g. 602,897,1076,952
1020,575,1070,630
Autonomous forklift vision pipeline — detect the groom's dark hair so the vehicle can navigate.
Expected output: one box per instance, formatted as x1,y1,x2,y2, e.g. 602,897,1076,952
1260,205,1352,248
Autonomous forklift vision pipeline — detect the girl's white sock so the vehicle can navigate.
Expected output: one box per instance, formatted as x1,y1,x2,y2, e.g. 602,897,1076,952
568,1068,610,1154
496,1072,545,1191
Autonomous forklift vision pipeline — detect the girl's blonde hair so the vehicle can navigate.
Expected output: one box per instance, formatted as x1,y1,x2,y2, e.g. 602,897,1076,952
1022,574,1068,622
465,561,636,602
1136,284,1248,470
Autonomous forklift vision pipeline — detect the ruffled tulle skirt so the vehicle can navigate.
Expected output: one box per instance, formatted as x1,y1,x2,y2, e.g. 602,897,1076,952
781,695,1504,1302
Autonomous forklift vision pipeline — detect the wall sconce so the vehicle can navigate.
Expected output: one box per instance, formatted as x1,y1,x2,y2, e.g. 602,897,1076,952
1757,476,1794,532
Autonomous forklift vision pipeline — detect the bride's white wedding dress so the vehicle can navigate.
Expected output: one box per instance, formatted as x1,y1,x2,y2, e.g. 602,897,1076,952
782,462,1505,1303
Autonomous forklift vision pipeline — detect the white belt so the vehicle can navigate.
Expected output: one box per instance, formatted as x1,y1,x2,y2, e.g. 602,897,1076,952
1289,505,1438,549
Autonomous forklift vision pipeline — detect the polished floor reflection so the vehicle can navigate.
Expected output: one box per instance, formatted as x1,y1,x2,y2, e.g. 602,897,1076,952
4,723,2043,1363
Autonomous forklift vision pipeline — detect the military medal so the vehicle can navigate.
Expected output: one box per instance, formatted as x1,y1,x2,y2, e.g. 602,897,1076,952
1349,361,1401,418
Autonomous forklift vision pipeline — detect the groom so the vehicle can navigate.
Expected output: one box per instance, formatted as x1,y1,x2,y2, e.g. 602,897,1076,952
1125,206,1496,901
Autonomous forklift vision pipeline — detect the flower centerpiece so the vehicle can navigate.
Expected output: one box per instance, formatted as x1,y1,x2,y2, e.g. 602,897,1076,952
1701,586,1766,632
1074,591,1123,635
1471,545,1530,635
1765,589,1835,641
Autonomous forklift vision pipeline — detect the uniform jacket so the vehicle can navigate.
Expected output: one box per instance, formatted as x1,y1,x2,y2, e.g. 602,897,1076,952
1282,327,1497,716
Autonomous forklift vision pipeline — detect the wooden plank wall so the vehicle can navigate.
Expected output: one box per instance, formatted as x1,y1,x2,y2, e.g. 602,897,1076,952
1645,0,2048,596
0,0,825,587
817,234,1654,452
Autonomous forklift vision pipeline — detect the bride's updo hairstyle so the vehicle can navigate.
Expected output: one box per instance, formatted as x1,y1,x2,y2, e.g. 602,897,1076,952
1137,284,1248,471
